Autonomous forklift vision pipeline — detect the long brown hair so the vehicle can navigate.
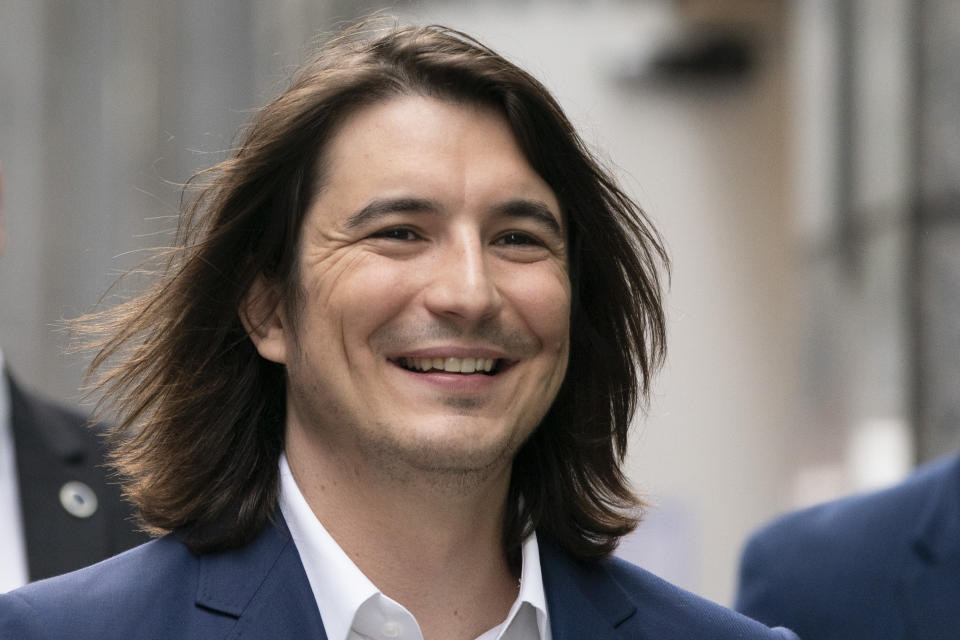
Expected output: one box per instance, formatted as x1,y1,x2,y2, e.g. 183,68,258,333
79,21,668,560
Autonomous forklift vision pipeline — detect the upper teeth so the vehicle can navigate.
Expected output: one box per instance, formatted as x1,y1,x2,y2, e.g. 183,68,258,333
401,357,496,373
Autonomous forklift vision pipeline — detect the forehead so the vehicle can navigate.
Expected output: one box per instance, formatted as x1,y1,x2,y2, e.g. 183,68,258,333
313,95,561,224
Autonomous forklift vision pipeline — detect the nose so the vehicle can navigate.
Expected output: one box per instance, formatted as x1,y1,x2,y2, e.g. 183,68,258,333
423,234,502,325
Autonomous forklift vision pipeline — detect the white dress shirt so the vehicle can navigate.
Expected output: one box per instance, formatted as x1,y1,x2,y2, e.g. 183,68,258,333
279,454,550,640
0,350,30,592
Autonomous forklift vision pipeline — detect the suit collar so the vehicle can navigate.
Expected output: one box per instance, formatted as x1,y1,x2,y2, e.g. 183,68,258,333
194,515,328,639
539,535,636,639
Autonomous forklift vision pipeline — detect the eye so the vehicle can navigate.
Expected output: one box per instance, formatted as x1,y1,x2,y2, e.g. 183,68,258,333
494,232,544,247
370,227,421,241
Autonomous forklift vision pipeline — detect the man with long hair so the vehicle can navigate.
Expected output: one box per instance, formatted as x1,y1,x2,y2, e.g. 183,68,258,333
0,22,797,639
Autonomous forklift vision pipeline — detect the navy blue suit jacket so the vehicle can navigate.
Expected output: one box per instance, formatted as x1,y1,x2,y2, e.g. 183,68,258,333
6,372,148,580
1,514,797,639
736,454,960,640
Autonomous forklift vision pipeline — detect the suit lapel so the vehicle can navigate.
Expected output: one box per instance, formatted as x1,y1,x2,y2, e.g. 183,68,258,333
539,536,637,640
901,455,960,640
199,523,637,640
195,516,328,639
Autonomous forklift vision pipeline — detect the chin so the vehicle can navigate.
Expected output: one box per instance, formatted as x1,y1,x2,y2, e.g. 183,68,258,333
363,419,525,478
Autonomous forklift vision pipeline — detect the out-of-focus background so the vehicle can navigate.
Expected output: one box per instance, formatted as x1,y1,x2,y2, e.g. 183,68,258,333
1,0,957,606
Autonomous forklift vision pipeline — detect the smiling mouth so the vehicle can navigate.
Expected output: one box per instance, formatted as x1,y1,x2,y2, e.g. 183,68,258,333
395,356,503,375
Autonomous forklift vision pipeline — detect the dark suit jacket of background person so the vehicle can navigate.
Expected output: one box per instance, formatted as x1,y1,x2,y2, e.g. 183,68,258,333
6,372,148,581
0,513,800,639
736,453,960,640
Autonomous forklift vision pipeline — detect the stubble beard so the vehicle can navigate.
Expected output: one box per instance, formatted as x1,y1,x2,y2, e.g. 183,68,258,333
348,410,535,495
286,371,538,496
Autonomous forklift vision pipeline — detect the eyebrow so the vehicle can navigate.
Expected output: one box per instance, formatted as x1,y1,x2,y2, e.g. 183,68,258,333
345,197,440,228
491,199,562,235
344,196,562,234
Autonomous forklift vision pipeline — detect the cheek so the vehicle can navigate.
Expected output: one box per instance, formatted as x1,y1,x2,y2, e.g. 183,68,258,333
303,255,418,345
505,269,571,351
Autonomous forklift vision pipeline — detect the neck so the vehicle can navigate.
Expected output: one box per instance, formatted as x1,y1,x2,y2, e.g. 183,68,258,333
285,425,520,640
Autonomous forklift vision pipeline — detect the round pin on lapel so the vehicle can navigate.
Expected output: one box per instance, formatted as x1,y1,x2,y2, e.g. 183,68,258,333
59,481,98,519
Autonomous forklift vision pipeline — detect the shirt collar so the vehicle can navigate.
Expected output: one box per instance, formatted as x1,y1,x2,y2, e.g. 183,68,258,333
517,533,551,640
0,349,30,592
278,452,550,640
279,453,380,640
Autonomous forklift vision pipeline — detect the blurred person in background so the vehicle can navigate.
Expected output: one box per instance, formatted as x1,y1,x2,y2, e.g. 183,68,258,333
0,168,146,592
1,22,797,639
736,452,960,639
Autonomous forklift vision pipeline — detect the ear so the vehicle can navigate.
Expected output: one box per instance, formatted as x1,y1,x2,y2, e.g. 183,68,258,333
239,275,288,364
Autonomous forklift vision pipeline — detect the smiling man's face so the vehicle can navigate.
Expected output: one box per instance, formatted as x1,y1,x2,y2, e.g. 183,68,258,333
251,95,571,480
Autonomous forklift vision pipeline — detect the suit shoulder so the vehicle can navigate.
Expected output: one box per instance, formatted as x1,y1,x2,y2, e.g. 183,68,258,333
9,375,104,449
736,454,959,634
0,536,196,639
744,454,958,562
602,556,798,639
9,375,89,424
23,388,89,424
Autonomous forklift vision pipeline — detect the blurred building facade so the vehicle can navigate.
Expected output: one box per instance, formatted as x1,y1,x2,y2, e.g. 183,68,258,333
791,0,960,494
0,0,956,606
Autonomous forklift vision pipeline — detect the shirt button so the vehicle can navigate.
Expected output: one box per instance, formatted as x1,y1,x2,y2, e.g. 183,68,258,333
382,621,401,638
